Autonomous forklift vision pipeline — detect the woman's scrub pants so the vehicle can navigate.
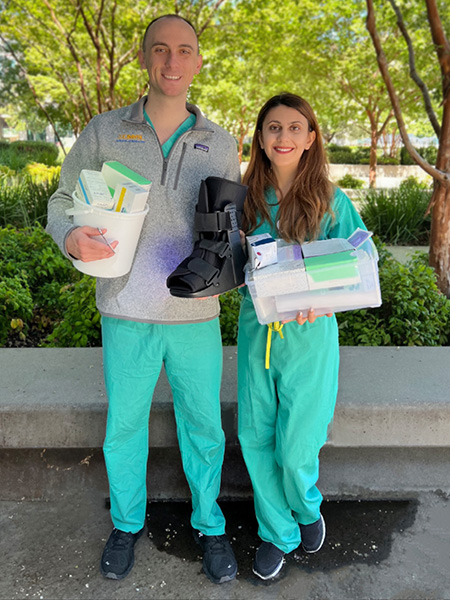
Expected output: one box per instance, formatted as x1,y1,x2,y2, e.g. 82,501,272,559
237,299,339,553
102,316,226,536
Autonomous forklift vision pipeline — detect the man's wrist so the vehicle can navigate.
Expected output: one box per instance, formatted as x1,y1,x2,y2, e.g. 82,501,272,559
64,226,79,260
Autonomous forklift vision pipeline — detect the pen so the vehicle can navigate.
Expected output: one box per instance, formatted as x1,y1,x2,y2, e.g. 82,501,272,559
97,227,116,254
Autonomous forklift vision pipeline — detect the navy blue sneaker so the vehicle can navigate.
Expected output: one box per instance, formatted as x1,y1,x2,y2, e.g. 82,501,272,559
253,541,285,580
193,530,237,583
300,514,326,553
100,527,144,580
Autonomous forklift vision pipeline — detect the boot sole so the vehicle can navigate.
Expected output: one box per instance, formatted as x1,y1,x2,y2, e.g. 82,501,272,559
203,563,237,584
100,527,144,580
301,515,326,553
193,530,237,584
252,557,285,580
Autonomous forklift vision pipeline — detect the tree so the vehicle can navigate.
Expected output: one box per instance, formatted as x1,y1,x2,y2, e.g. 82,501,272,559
292,0,429,187
366,0,450,296
0,0,227,141
192,0,340,161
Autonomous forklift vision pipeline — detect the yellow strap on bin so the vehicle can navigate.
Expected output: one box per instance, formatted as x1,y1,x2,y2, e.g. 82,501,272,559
265,321,284,370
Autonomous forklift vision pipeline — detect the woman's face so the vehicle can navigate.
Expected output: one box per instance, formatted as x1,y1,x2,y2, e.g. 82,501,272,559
259,105,316,174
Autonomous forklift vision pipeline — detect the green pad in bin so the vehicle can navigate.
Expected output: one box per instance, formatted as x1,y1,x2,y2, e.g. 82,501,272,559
304,250,359,284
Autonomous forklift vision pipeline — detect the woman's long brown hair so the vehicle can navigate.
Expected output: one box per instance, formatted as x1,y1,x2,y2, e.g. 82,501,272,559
242,93,334,243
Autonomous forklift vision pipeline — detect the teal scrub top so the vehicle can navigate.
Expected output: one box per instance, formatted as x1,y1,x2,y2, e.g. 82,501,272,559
250,186,365,241
144,110,196,158
241,186,366,302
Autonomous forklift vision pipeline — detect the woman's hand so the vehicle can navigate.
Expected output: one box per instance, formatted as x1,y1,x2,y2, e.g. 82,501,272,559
282,308,333,325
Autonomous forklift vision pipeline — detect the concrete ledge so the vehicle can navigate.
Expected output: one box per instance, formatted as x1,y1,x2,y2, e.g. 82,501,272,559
2,347,450,499
2,347,450,448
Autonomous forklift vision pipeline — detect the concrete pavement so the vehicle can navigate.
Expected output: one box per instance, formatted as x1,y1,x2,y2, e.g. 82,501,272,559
1,490,450,599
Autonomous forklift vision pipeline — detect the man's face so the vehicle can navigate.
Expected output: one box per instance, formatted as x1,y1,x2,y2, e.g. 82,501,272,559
139,17,202,99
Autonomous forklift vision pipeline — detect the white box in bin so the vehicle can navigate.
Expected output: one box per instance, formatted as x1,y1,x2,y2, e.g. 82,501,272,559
245,238,382,325
246,233,278,269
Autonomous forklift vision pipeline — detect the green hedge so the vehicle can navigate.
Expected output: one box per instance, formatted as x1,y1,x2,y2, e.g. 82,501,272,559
327,143,436,166
359,177,431,245
336,243,450,346
8,140,59,167
0,225,82,346
0,141,59,171
400,146,437,166
1,226,449,348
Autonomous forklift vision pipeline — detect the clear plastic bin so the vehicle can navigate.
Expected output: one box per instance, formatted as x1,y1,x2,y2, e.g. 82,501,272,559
245,239,382,324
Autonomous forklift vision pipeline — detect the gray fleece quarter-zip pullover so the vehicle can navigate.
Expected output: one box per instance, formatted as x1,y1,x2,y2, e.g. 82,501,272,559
47,96,240,324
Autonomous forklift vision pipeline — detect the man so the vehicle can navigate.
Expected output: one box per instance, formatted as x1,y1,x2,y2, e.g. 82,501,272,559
47,14,239,584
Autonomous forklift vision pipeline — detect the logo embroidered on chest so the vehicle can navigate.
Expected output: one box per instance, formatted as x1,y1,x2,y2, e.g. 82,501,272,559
194,143,209,152
116,134,145,143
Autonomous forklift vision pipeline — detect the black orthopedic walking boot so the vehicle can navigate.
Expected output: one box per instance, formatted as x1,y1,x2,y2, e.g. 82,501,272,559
167,176,248,298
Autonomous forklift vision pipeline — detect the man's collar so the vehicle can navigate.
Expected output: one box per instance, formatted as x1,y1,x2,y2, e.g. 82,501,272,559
124,96,213,132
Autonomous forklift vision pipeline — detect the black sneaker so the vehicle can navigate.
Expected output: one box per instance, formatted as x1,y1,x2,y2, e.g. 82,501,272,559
100,527,144,580
253,541,285,580
300,514,326,553
193,530,237,584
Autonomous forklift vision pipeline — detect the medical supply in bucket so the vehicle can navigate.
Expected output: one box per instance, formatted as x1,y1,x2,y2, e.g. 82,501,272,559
101,161,152,196
245,229,381,324
75,170,115,210
65,162,151,278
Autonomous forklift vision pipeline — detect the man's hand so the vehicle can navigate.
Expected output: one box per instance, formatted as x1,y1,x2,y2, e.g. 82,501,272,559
66,226,118,262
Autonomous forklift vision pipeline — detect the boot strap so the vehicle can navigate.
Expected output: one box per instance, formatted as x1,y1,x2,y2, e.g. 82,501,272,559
194,210,232,232
197,239,232,258
186,258,220,286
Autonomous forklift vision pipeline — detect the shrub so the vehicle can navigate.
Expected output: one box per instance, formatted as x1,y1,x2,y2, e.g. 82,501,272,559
327,147,358,164
0,173,60,228
0,275,34,345
240,142,251,162
337,244,450,346
0,225,82,345
24,162,61,184
337,174,365,189
400,146,437,166
219,289,242,345
353,147,371,163
9,140,60,166
359,178,431,245
421,146,438,165
0,164,16,180
377,155,400,165
327,145,374,165
2,230,449,349
44,276,101,347
0,144,29,171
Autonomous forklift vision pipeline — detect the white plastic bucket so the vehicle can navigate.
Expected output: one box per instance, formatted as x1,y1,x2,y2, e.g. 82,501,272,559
65,192,149,278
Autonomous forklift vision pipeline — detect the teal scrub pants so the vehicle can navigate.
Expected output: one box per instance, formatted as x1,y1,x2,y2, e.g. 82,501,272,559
237,297,339,553
102,316,226,535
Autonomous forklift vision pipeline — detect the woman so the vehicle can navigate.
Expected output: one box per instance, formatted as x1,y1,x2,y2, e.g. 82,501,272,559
238,93,366,580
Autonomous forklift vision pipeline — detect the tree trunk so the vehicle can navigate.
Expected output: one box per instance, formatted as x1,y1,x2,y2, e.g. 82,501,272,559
429,186,450,296
429,105,450,296
369,128,378,188
237,132,245,163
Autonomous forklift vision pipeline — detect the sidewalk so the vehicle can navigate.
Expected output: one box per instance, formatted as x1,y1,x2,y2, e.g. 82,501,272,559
2,490,450,599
